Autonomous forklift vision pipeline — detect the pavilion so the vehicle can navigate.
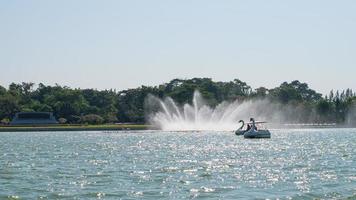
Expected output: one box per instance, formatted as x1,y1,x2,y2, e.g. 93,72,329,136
10,112,58,125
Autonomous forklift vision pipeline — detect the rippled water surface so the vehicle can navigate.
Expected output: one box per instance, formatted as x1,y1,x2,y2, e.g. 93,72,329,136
0,129,355,199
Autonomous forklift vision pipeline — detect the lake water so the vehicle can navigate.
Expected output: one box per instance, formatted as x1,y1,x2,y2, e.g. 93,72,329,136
0,129,355,199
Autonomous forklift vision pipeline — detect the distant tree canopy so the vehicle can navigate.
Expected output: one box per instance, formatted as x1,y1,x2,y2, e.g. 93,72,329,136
0,78,355,125
269,80,322,103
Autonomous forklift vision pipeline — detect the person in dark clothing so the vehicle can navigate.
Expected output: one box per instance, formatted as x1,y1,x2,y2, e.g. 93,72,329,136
246,124,251,131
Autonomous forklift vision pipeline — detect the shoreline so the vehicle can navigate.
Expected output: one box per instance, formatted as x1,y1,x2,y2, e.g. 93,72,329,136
0,124,153,132
0,124,355,132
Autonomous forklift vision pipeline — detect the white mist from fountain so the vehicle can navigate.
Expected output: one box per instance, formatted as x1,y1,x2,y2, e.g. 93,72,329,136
147,91,280,131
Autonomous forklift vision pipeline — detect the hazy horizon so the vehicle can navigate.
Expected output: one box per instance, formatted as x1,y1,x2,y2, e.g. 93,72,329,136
1,1,355,95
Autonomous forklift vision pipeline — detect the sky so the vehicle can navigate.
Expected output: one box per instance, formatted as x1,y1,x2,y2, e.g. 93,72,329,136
0,0,355,95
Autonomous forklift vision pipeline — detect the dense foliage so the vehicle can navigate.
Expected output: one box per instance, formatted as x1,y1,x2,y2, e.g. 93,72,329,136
0,78,355,125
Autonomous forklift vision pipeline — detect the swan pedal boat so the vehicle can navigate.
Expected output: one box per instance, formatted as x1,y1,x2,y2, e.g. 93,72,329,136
235,119,271,138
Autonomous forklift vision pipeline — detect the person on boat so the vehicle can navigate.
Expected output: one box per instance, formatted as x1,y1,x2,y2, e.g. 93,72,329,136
246,124,251,131
250,118,257,131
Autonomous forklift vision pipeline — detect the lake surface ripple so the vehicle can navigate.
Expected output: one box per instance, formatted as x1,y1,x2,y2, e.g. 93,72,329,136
0,129,355,199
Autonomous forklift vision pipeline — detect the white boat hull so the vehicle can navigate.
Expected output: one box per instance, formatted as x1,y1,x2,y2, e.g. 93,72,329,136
244,129,271,138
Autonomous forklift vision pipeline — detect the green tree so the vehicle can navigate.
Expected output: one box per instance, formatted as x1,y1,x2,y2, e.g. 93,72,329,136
80,114,104,124
0,94,20,119
269,80,322,103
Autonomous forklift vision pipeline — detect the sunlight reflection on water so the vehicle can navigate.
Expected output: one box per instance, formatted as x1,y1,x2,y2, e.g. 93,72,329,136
0,129,355,199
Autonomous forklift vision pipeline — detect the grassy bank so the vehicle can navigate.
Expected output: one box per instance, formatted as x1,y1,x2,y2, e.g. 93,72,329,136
0,124,152,132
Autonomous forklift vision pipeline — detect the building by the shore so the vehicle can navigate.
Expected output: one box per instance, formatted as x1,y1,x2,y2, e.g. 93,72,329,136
10,112,58,125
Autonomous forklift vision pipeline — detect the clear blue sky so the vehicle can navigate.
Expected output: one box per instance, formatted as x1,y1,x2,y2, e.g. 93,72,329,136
1,0,355,94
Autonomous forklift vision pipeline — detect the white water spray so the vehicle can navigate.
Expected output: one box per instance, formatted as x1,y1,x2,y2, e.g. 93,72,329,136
147,91,278,131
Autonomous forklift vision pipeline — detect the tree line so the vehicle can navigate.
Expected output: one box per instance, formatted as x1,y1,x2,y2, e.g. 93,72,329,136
0,78,355,125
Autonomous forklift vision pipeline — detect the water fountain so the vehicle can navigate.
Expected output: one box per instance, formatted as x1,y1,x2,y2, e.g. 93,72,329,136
147,91,277,131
